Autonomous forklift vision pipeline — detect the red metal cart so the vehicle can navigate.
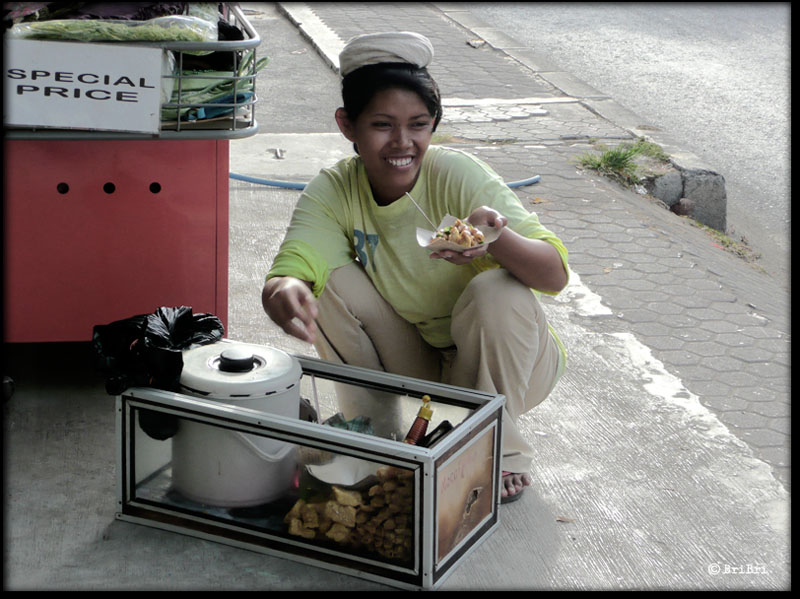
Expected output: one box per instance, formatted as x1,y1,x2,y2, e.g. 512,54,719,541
4,4,261,342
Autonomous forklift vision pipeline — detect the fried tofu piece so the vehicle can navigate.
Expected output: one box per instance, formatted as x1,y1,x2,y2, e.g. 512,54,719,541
325,522,351,543
288,517,316,539
324,500,357,527
300,503,320,528
283,498,306,524
332,485,363,507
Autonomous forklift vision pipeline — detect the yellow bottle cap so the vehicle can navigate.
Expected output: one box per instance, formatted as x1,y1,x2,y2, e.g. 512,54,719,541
417,395,433,420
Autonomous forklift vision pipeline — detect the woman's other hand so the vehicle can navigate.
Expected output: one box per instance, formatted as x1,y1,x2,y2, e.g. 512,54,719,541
467,205,508,231
429,206,506,264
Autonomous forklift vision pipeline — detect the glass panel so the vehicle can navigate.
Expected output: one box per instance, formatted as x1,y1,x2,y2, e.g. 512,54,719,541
287,462,417,566
129,404,422,569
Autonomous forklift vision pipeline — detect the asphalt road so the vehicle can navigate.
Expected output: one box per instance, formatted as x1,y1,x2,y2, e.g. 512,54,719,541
468,2,791,282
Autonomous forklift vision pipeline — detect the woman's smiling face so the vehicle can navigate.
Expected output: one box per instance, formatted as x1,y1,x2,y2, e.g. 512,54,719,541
336,87,435,205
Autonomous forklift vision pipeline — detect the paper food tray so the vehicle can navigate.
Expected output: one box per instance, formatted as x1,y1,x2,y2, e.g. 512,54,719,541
416,214,501,253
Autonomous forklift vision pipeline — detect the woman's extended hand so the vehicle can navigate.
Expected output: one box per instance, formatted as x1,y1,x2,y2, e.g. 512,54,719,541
261,276,318,344
429,206,507,264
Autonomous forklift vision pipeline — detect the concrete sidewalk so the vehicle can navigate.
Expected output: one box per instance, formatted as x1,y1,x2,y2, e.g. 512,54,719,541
4,1,789,591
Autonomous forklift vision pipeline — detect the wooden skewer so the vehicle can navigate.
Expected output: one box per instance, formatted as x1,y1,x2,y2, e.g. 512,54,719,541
405,192,437,229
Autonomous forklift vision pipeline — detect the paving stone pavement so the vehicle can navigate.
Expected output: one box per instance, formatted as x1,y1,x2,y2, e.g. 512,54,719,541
231,1,790,588
270,0,789,492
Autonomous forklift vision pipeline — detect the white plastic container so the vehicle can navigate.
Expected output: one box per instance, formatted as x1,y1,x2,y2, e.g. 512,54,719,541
171,341,302,507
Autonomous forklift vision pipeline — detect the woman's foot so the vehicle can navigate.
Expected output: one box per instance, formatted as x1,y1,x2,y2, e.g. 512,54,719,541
501,471,531,503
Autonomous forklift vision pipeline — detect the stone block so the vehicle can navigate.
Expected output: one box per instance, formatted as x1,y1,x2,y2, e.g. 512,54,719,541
680,168,728,232
643,169,683,208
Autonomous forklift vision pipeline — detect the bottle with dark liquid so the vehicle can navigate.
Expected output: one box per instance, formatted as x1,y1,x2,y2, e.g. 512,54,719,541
403,395,433,445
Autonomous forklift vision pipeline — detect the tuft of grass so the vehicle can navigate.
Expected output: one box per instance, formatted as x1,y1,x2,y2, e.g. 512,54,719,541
579,144,640,185
631,138,669,161
578,138,669,186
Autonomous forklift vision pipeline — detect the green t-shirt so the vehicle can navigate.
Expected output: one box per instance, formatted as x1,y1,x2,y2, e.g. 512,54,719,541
268,145,569,349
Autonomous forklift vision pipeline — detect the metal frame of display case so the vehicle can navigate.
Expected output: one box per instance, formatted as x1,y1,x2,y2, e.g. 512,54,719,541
115,356,506,590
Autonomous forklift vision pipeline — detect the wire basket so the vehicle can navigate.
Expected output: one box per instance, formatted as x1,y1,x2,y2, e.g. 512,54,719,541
4,3,264,140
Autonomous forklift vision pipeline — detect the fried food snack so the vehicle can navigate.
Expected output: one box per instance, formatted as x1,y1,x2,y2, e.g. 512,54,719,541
433,218,485,248
284,472,414,562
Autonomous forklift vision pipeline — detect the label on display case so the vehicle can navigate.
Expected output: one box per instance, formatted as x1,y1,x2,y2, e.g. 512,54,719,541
4,39,163,133
435,423,497,567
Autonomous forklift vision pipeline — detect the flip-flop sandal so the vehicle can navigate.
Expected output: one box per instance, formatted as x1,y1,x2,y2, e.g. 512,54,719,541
500,471,526,504
501,488,524,504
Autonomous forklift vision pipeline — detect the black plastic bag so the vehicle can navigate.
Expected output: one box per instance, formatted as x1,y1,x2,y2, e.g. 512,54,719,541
93,306,224,439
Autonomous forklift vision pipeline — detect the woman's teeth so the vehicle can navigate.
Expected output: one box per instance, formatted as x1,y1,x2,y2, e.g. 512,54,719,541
386,156,413,167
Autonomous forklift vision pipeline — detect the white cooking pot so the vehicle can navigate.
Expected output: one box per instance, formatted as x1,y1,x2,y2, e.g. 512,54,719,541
171,341,302,507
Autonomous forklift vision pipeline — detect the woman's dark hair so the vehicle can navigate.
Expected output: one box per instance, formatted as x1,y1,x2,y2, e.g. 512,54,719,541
341,62,443,132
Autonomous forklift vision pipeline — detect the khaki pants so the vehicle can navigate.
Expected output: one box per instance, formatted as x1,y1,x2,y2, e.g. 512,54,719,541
314,261,563,473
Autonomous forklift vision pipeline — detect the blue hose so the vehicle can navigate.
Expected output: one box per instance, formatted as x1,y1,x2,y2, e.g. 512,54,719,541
506,175,541,188
229,172,306,189
229,172,540,190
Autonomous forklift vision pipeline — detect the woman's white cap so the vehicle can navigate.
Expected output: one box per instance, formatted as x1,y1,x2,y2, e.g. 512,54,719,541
338,31,434,77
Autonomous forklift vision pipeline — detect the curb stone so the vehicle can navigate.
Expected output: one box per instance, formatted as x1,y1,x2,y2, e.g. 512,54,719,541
276,2,342,71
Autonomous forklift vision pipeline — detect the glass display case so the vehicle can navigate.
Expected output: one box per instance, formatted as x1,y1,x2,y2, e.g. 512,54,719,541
116,355,505,590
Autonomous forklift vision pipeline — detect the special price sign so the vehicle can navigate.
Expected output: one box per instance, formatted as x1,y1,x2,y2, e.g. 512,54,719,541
4,39,164,134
